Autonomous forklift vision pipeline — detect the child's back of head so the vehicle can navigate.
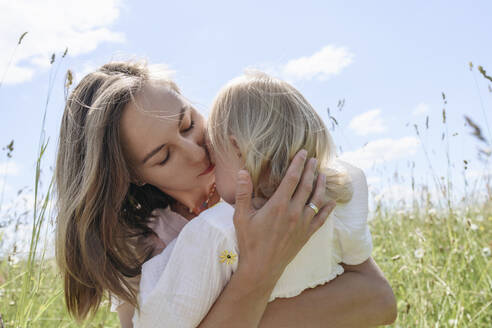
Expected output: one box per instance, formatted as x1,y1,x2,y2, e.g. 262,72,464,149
208,71,352,204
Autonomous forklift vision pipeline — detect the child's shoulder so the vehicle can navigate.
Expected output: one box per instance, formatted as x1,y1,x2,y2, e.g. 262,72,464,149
332,159,368,212
182,201,236,236
333,159,366,184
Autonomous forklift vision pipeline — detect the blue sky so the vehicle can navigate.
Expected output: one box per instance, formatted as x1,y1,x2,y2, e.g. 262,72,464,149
0,0,491,223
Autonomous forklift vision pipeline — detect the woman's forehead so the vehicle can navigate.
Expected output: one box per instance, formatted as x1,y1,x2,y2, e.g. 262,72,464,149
132,82,185,116
120,83,187,160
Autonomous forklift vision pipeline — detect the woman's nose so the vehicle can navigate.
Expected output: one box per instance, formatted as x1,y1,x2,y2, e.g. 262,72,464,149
181,135,206,163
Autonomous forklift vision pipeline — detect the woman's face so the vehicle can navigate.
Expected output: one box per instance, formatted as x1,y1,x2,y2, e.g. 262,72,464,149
119,81,215,201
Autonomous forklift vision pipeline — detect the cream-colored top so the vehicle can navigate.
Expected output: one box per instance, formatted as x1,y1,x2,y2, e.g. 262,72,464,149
133,160,372,328
109,206,190,313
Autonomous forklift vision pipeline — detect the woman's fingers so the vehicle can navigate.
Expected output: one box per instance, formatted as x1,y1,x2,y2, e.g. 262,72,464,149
231,154,336,284
269,150,308,205
291,157,317,209
302,172,326,224
308,200,336,235
234,170,254,224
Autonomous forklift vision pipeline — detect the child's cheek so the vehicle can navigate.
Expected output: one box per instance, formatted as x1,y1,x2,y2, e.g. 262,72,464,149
214,165,237,205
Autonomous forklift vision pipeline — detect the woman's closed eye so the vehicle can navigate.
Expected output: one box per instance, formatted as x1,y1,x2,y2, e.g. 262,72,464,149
157,120,195,166
158,151,170,166
182,119,195,133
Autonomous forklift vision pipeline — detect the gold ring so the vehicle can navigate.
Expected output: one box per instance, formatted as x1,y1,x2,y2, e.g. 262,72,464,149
307,202,319,214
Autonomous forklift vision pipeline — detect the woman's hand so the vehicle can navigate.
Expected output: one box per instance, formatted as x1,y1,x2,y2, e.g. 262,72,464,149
195,150,336,328
233,149,336,286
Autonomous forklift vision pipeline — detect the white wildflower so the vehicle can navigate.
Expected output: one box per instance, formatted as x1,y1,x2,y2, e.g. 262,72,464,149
8,253,20,265
482,247,491,257
414,248,425,259
415,228,426,242
448,319,458,325
470,223,478,231
428,208,437,215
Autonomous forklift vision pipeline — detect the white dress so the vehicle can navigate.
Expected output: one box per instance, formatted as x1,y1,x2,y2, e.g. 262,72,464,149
132,160,372,328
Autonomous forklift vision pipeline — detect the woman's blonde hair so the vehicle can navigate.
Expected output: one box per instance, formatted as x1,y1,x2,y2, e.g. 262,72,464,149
208,71,352,202
55,60,179,321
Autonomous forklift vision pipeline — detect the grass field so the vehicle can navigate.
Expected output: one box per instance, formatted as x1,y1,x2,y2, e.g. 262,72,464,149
1,201,491,327
0,53,491,326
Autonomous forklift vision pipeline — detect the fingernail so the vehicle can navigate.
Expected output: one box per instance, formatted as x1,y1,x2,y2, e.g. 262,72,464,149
310,158,317,167
299,149,307,159
238,170,249,182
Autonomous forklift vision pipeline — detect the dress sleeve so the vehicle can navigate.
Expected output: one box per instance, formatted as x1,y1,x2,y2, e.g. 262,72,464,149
333,160,373,265
133,218,238,328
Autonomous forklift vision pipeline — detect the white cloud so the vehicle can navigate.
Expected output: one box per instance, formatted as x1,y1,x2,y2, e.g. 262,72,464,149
0,0,124,85
349,109,387,136
0,161,20,176
339,137,420,169
278,45,354,81
412,103,430,116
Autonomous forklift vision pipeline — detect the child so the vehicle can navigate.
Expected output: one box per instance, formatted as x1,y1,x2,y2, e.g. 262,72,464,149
133,72,372,327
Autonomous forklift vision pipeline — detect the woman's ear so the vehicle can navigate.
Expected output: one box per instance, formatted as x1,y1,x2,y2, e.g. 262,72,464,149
127,164,146,187
130,173,146,187
132,179,146,187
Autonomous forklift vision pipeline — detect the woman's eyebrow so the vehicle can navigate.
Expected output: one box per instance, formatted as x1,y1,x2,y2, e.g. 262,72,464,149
141,105,189,164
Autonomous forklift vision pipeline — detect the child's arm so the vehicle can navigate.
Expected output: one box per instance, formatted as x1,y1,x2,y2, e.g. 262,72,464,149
333,160,373,265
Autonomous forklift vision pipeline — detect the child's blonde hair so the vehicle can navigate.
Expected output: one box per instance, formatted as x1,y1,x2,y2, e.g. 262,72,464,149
208,71,353,203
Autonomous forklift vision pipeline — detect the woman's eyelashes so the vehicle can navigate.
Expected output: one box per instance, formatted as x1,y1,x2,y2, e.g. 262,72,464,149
182,120,195,133
158,150,170,166
157,120,195,166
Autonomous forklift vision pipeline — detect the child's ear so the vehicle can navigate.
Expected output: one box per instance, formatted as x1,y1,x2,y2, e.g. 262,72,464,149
229,136,242,159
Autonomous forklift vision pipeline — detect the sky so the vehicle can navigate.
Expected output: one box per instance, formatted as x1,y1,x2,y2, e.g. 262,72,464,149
0,0,491,239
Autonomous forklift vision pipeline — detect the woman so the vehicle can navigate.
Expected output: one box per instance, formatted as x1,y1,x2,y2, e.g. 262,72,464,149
55,61,396,327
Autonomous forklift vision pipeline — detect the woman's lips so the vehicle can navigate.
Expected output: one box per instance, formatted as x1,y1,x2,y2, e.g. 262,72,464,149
198,163,215,176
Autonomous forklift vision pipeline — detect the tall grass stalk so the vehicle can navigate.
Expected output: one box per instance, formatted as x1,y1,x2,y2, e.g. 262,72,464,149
469,63,492,144
10,51,59,327
0,32,28,89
